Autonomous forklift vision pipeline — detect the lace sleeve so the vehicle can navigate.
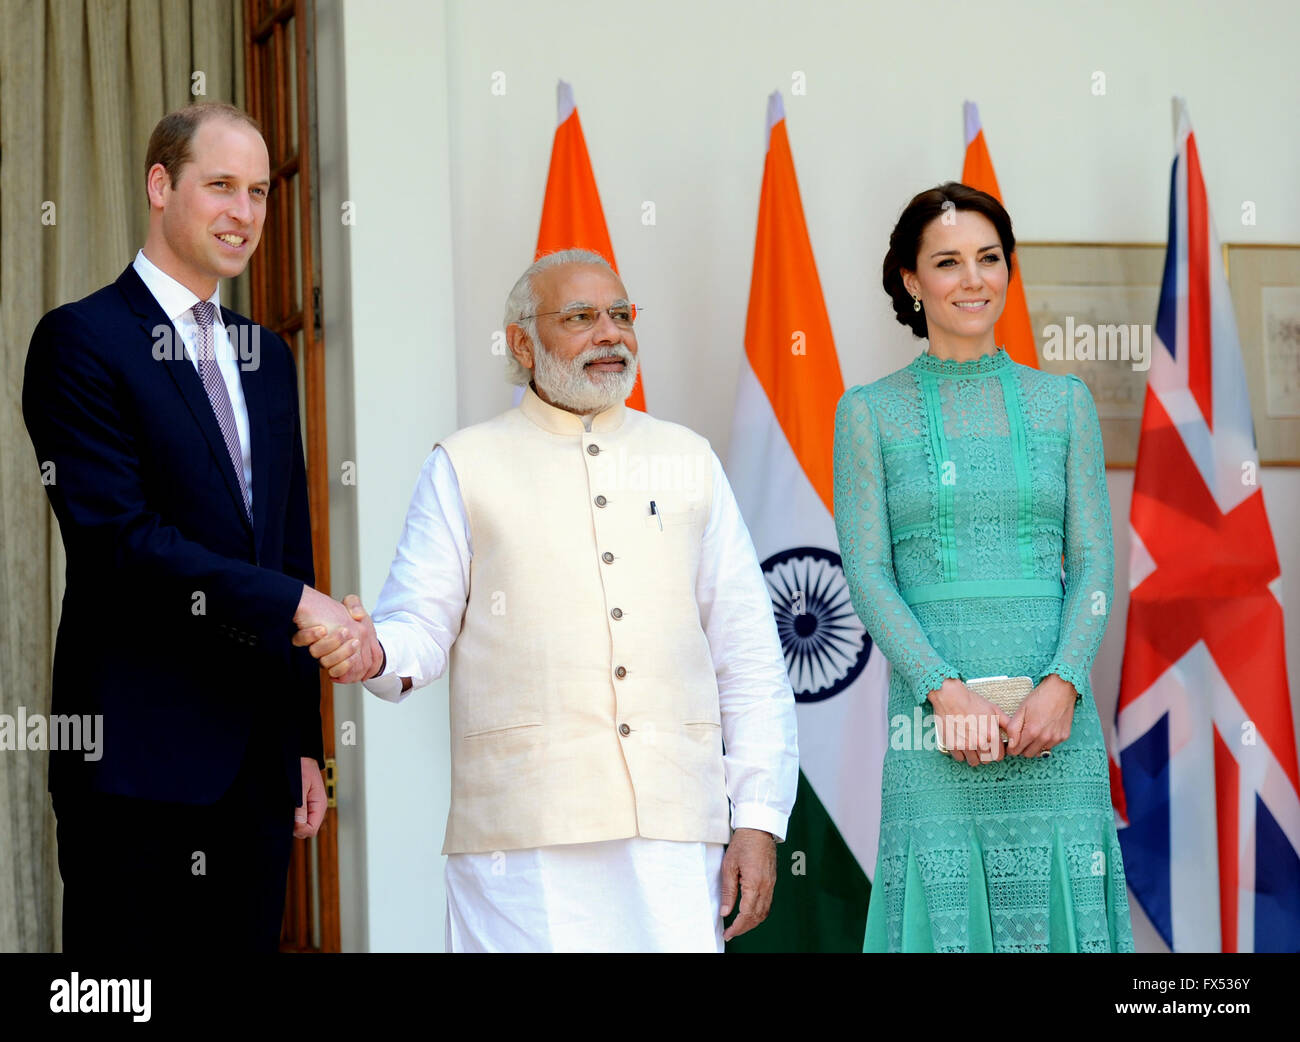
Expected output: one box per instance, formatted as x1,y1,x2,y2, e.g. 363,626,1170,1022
1041,375,1115,695
833,387,961,704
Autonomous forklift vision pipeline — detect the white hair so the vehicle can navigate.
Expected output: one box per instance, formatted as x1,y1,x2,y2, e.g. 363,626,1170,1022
502,248,613,386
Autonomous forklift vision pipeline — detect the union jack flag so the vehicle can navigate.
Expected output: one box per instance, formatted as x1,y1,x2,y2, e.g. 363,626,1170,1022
1113,98,1300,952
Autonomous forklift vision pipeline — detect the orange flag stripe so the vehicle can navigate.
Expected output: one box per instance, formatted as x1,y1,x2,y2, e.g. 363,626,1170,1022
743,114,845,515
535,91,645,410
536,108,617,271
961,120,1039,369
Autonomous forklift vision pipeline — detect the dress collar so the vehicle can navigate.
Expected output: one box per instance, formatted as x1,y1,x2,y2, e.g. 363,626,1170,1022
911,346,1010,377
518,382,627,434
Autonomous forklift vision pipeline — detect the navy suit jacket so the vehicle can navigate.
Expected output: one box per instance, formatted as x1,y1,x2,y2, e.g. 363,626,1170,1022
23,264,325,806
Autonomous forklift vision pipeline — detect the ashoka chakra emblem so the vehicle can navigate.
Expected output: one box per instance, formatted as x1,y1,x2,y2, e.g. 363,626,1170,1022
761,546,871,703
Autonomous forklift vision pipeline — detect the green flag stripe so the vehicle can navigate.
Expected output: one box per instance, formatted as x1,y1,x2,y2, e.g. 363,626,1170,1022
726,770,870,952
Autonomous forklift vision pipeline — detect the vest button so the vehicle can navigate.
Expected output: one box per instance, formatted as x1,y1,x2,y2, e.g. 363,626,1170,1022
602,551,614,564
587,443,600,456
619,723,631,736
614,665,627,679
594,495,607,507
611,607,623,619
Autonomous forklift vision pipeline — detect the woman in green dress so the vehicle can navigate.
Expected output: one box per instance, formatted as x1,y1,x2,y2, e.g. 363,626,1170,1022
833,182,1134,952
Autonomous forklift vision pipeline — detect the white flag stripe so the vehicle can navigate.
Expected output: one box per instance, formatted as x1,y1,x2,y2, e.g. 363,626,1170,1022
727,358,890,878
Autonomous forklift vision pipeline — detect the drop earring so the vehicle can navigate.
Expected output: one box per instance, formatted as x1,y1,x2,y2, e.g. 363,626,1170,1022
912,295,921,312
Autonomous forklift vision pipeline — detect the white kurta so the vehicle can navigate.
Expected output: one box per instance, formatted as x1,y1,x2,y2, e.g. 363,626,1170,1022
444,838,727,953
364,418,797,953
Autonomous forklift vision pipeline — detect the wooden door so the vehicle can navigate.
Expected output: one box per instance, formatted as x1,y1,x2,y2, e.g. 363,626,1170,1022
243,0,340,953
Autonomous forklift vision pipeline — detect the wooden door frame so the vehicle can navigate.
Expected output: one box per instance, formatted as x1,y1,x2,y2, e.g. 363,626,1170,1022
243,0,340,953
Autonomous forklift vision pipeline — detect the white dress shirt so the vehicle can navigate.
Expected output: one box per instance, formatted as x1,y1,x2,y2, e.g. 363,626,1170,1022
364,414,798,952
132,250,253,509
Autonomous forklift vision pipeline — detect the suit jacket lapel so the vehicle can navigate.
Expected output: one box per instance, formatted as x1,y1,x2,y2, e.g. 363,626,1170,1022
115,265,255,542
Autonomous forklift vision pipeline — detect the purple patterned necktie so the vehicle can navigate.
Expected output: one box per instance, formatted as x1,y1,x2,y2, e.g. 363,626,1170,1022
191,300,252,520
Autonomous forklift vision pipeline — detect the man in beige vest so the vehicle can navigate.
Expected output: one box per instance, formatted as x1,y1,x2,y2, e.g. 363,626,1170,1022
296,250,798,952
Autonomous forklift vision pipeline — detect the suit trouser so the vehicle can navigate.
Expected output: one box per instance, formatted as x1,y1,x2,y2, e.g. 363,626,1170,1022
52,730,297,954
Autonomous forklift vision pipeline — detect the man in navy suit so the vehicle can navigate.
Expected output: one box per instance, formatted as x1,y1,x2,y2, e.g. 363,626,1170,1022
22,102,378,952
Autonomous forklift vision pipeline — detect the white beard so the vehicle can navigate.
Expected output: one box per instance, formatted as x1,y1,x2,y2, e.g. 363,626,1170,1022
533,341,638,413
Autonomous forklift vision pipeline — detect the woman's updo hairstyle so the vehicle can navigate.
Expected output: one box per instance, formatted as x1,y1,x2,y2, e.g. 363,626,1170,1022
883,181,1016,339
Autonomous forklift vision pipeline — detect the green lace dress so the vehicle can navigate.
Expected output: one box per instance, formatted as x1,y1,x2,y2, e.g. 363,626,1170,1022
833,347,1134,953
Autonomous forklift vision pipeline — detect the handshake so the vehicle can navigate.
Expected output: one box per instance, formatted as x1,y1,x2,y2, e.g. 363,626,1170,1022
292,586,381,684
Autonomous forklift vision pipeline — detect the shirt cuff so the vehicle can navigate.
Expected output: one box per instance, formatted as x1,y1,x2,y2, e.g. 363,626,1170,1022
362,639,409,703
731,802,789,843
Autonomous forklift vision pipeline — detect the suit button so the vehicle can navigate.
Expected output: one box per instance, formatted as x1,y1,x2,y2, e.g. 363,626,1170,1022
587,443,600,456
614,666,627,679
594,495,607,507
611,607,623,620
619,723,631,736
602,551,614,564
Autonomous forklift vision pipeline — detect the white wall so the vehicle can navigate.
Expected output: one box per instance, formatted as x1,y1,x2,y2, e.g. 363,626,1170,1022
319,0,458,951
445,0,1300,437
326,0,1300,950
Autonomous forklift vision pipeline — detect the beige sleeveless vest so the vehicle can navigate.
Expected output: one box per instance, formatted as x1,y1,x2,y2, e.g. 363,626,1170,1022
437,385,730,853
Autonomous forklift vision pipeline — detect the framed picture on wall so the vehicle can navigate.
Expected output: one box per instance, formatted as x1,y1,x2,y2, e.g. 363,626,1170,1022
1225,244,1300,466
1016,243,1166,466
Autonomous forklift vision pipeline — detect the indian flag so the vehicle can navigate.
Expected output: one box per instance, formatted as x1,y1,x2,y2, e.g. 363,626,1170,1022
724,92,891,952
961,100,1038,369
527,78,646,410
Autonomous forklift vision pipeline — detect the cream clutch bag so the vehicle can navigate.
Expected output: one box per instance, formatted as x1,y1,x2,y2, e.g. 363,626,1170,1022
934,675,1034,754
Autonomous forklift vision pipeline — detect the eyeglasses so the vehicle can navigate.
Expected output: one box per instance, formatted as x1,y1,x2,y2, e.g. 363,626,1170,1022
519,304,640,331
